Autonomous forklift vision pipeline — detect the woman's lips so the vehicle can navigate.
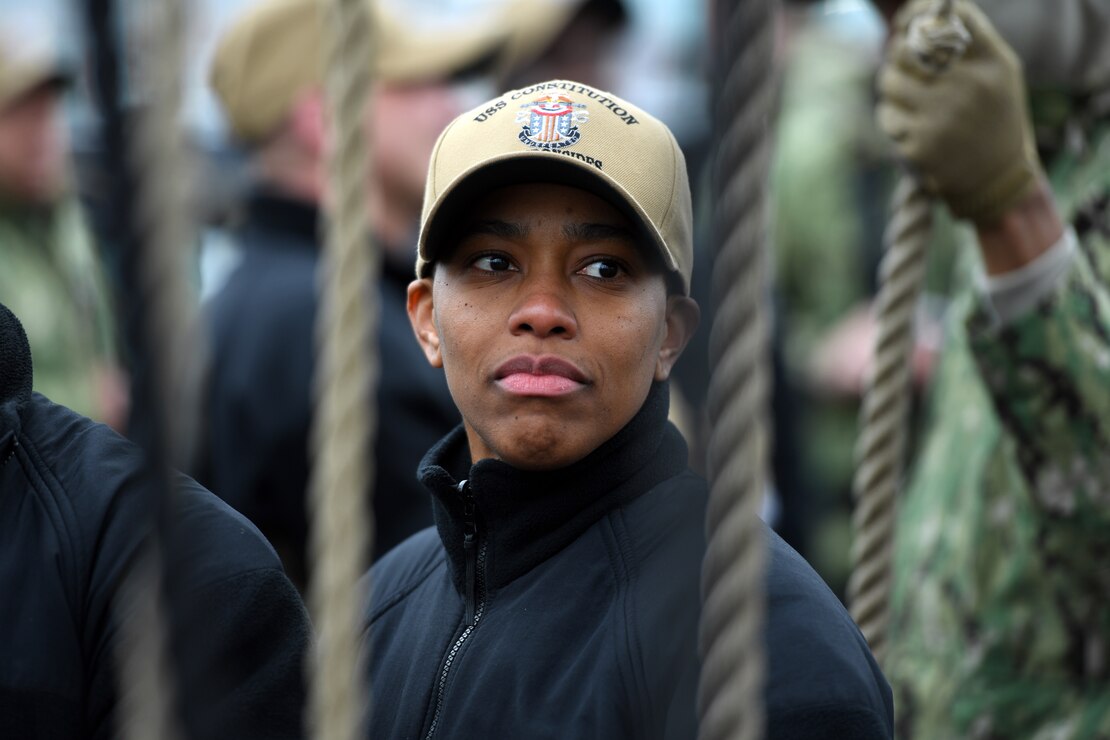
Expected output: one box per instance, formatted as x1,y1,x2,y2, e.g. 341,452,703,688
497,373,584,396
494,355,588,397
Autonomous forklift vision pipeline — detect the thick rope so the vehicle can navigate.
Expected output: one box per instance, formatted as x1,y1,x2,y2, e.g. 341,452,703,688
699,1,776,739
308,0,377,737
117,553,183,740
114,0,195,737
847,178,931,663
848,0,967,663
129,0,196,451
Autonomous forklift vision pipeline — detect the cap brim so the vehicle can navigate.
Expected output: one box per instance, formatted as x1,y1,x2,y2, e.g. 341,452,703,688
1,64,70,107
419,152,684,292
374,9,506,84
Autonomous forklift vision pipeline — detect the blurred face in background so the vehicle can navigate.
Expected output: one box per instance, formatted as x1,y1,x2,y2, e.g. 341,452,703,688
503,0,627,93
0,84,67,205
366,80,476,211
508,14,617,91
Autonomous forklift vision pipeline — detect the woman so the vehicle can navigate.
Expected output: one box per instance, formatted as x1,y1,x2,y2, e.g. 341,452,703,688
363,79,893,739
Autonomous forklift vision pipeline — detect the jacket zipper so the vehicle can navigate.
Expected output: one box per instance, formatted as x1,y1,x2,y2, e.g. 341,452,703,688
424,479,487,740
462,480,479,625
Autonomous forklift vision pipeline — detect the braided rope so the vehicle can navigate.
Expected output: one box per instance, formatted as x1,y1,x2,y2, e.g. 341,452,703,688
847,178,932,663
116,0,194,737
308,0,377,737
118,554,183,740
130,0,195,447
698,1,776,738
848,0,966,663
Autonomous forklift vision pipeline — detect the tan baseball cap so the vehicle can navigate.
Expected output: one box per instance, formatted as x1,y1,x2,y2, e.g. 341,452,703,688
211,0,506,143
0,49,68,109
416,79,693,294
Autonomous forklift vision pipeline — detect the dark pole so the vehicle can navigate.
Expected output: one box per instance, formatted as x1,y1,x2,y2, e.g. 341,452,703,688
79,1,182,735
83,0,169,479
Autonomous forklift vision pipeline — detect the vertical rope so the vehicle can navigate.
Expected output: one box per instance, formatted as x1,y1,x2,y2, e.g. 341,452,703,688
117,554,183,740
308,0,377,737
699,1,777,739
848,0,967,663
100,0,194,736
847,178,931,663
129,0,195,443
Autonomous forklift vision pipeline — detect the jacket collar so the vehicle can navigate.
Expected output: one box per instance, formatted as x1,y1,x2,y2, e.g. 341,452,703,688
239,188,420,278
240,188,321,249
418,381,690,593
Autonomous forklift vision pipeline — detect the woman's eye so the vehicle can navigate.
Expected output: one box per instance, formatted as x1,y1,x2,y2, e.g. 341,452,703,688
580,259,623,279
472,254,514,272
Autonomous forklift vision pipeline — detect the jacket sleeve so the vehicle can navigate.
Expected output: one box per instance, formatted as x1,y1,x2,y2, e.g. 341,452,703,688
163,473,311,740
171,566,310,740
966,243,1110,557
78,452,311,740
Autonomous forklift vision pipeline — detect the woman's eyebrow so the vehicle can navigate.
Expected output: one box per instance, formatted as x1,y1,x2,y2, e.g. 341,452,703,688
458,220,635,244
563,222,636,243
460,219,527,240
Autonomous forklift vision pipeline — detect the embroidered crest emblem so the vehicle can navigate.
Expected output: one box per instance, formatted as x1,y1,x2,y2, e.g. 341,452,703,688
516,95,588,151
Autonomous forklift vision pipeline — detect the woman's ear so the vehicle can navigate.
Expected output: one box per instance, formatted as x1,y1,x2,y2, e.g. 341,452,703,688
655,295,700,381
407,277,443,368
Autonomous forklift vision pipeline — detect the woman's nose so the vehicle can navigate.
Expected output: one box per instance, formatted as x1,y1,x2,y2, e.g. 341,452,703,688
508,281,578,339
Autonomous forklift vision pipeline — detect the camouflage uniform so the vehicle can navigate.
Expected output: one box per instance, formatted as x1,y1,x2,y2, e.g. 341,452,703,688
0,196,115,419
887,105,1110,738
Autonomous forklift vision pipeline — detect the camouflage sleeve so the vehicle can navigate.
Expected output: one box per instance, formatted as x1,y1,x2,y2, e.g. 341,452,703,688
966,240,1110,539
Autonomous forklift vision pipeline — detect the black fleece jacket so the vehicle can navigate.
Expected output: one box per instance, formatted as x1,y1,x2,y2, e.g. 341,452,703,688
362,382,893,739
0,302,310,739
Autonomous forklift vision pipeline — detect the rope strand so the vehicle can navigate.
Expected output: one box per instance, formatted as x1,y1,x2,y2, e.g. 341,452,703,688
113,0,195,736
308,0,377,737
848,0,968,663
699,1,777,738
847,178,932,663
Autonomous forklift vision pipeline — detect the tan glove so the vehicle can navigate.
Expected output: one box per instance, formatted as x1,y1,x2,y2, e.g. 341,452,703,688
877,0,1044,225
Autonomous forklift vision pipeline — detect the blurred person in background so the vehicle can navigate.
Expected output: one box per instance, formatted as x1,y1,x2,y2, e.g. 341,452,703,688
866,0,1110,735
196,0,504,588
0,31,127,430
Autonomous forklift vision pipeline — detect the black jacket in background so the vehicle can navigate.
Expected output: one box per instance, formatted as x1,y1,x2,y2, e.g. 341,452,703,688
363,382,893,739
197,191,459,584
0,302,309,739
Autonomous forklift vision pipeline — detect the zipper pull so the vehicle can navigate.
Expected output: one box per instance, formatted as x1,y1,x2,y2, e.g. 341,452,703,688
459,479,478,626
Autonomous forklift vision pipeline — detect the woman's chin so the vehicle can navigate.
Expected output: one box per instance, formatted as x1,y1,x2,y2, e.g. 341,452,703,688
474,423,593,472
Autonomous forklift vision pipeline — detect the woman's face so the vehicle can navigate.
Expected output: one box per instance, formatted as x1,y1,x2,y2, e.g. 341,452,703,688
407,182,697,470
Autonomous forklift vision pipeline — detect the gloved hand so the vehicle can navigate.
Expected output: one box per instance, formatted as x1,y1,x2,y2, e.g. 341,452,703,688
877,0,1044,225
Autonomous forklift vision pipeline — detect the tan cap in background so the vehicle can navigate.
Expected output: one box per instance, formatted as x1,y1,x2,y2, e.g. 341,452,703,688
210,0,506,144
0,46,68,109
416,79,693,295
